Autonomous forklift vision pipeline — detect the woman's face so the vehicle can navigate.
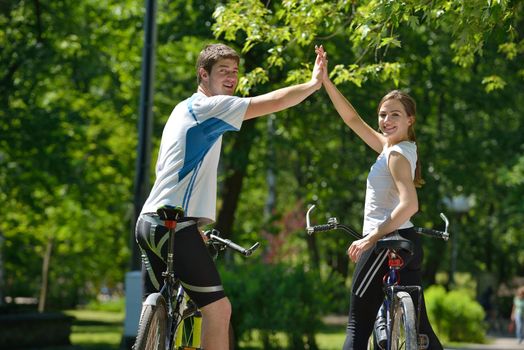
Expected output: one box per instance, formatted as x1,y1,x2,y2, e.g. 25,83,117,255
378,99,414,144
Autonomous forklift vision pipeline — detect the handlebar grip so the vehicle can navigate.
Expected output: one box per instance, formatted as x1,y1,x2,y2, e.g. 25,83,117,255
310,223,336,233
224,239,250,256
206,232,256,256
415,227,449,241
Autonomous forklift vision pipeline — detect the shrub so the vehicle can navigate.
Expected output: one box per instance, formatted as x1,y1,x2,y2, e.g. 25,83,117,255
0,312,74,348
220,261,333,349
425,285,486,343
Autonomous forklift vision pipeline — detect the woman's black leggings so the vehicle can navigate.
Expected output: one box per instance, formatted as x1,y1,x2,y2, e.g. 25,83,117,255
342,227,443,350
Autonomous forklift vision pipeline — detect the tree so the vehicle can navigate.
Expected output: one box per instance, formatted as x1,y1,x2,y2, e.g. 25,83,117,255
212,0,524,288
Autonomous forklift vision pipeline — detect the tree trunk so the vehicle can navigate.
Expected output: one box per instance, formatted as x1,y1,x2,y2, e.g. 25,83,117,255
38,237,53,313
0,230,4,305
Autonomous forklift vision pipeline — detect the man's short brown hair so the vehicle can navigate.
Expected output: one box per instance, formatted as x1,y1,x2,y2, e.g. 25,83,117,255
196,44,240,84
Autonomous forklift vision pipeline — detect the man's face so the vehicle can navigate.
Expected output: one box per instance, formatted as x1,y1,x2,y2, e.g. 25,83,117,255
199,58,239,96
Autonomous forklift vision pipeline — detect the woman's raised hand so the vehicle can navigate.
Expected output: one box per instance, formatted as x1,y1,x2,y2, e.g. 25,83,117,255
315,45,329,83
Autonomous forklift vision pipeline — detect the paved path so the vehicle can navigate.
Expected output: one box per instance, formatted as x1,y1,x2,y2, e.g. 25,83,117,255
324,315,524,349
445,335,524,350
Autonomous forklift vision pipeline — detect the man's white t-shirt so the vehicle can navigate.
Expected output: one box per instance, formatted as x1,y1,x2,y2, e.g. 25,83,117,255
362,141,417,236
141,92,250,226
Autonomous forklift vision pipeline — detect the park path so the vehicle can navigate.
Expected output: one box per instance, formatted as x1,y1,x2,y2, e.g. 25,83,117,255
323,315,523,350
445,335,524,350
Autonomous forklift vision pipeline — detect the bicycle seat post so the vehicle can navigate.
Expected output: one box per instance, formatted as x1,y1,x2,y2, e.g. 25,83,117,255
156,205,184,281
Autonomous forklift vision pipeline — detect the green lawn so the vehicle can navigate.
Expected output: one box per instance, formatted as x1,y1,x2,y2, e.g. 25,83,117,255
38,309,483,350
236,325,346,349
32,309,475,349
66,309,123,350
33,308,347,350
35,309,123,350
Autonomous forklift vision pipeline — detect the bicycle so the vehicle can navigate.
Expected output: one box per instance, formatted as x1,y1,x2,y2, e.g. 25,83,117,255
133,205,260,350
305,204,450,350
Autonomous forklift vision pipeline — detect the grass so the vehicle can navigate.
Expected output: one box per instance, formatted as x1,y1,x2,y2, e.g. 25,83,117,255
32,307,347,350
31,308,477,350
236,324,346,349
34,309,123,350
66,309,123,349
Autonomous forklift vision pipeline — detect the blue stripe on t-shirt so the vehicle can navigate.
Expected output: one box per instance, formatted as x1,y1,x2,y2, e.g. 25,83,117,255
178,117,239,182
183,159,203,211
178,97,242,209
186,95,199,123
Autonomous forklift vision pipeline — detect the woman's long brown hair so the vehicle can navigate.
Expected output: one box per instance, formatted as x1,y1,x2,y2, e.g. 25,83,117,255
378,90,425,188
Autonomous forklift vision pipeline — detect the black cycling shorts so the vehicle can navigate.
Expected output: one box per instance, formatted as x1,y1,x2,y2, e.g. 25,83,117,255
342,227,443,350
135,214,226,308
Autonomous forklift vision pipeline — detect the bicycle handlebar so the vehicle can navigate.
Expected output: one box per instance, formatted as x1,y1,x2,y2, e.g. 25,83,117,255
305,204,450,241
414,227,449,241
204,229,260,257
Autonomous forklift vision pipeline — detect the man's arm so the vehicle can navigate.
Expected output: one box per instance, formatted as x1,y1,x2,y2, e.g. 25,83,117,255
243,52,323,120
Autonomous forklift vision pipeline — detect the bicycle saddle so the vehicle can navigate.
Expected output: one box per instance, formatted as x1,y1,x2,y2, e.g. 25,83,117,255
375,231,414,255
156,205,185,221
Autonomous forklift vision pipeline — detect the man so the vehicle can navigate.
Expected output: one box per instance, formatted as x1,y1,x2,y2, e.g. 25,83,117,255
136,43,324,350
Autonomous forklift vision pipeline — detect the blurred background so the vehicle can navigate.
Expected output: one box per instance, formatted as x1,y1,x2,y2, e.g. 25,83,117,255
1,0,523,349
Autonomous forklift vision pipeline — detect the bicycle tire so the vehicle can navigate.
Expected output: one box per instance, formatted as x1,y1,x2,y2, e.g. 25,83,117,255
390,291,417,350
134,293,168,350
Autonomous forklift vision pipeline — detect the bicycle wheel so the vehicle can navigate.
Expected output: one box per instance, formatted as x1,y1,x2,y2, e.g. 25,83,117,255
134,293,168,350
390,291,417,350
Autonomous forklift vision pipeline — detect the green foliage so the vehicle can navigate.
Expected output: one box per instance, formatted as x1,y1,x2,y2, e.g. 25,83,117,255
85,297,125,313
221,262,335,349
0,0,221,308
213,0,519,91
425,285,486,343
1,0,523,335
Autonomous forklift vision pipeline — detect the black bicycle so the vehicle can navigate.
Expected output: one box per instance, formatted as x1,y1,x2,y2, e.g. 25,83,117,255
133,205,260,350
305,205,450,350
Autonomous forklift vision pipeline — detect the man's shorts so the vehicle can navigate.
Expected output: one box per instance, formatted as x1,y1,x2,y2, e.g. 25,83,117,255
135,214,226,308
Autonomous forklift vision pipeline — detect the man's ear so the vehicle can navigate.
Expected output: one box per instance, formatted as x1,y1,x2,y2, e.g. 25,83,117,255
199,67,208,81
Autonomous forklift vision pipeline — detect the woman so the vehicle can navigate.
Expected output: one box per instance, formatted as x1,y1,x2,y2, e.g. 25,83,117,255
316,46,442,350
511,286,524,343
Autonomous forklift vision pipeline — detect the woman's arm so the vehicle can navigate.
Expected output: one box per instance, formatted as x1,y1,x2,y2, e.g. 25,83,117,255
323,78,385,153
347,152,418,262
317,46,385,153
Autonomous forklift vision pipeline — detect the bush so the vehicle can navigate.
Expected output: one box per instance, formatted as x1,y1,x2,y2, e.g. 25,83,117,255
0,312,74,348
85,296,125,312
220,262,334,349
425,285,486,343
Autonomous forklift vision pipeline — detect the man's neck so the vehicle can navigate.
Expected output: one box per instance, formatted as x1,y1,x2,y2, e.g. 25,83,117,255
197,85,211,97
